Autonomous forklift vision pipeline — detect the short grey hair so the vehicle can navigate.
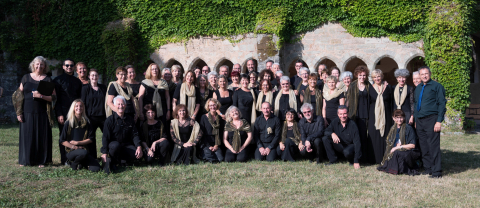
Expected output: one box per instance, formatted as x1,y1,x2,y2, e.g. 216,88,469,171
220,65,229,71
113,95,126,105
301,103,314,112
299,67,310,75
340,71,353,81
280,76,290,83
272,63,280,67
412,71,420,76
275,70,284,76
317,64,327,70
207,71,218,80
394,68,410,78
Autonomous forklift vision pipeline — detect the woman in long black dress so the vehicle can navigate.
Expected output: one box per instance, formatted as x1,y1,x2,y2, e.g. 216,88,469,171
141,104,170,166
393,69,414,126
138,63,171,123
274,76,300,122
81,68,107,158
322,76,345,127
212,75,233,120
106,67,139,121
172,70,201,120
59,99,101,172
300,73,322,117
14,56,56,167
126,65,141,102
276,109,303,162
255,79,276,114
223,106,252,162
170,104,203,165
368,69,394,164
199,98,225,163
346,65,371,163
197,74,214,121
232,74,257,125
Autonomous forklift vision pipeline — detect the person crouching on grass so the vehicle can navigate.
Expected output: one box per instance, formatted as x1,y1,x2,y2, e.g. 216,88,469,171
140,104,171,166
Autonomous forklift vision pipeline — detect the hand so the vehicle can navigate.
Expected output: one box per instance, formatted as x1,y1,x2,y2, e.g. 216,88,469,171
298,142,305,152
229,147,238,154
69,141,79,145
32,91,42,99
219,114,226,120
17,115,24,123
135,147,143,159
101,154,108,163
279,143,285,151
70,145,77,150
209,146,214,151
191,115,196,120
57,115,65,125
238,146,245,153
212,145,219,152
305,141,312,153
151,142,157,152
166,111,171,120
390,147,398,153
264,148,271,156
332,133,340,144
408,116,414,125
183,142,193,148
354,163,360,169
434,122,442,132
294,90,299,96
147,149,154,157
259,147,265,156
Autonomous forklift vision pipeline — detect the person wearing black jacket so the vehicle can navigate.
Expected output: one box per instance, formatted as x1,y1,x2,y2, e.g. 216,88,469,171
53,59,83,165
298,103,325,164
322,105,361,169
253,102,281,161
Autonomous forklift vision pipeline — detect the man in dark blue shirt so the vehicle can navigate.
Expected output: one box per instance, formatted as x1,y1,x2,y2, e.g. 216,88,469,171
414,66,446,178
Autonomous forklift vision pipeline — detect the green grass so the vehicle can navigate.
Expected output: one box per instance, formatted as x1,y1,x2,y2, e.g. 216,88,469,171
1,124,479,207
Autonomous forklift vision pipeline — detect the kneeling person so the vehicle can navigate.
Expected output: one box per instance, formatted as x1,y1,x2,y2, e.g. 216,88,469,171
253,102,281,161
323,105,361,169
299,103,325,164
141,104,170,166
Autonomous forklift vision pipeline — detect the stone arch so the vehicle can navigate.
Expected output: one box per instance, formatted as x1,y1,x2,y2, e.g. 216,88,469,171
214,57,234,74
287,58,309,77
188,57,208,72
374,55,399,86
165,58,184,70
313,56,339,73
241,58,258,74
405,55,426,86
343,56,368,75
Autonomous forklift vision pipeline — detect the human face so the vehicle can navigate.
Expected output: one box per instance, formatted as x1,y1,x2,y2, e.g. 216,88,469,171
300,71,308,81
177,108,186,119
89,71,99,83
249,74,257,84
208,101,217,112
172,69,180,78
115,99,126,113
396,76,406,87
185,72,194,84
331,69,340,78
302,108,312,120
163,70,172,81
240,77,249,88
343,76,351,86
317,65,326,74
199,77,207,87
261,103,271,117
232,75,239,84
261,81,270,92
266,62,273,71
412,74,421,86
116,71,127,83
357,72,367,83
321,72,328,81
272,64,280,73
373,74,383,85
74,101,83,117
393,115,405,126
77,64,87,78
327,80,336,90
34,61,46,74
220,67,228,76
295,62,303,72
263,73,272,81
338,109,348,123
126,68,136,81
202,66,210,75
146,109,156,120
63,60,74,74
209,75,217,87
308,78,316,87
194,69,201,78
150,65,159,79
232,64,241,73
286,112,295,122
230,109,240,120
219,77,226,88
281,80,290,92
419,68,431,84
247,60,255,72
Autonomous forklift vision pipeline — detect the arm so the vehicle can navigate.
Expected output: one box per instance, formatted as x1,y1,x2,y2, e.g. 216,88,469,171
54,79,63,117
193,104,200,119
192,120,203,144
339,97,345,105
244,132,253,147
322,99,327,124
100,118,111,154
165,89,171,119
171,84,181,110
223,131,235,152
106,95,116,113
267,118,281,150
324,122,334,137
138,85,145,118
436,84,447,123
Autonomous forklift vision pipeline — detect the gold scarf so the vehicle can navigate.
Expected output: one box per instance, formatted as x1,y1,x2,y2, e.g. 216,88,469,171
256,90,273,111
248,89,257,125
274,90,297,117
346,80,369,121
65,117,89,153
12,88,56,126
381,123,407,165
303,87,322,117
374,84,386,137
281,121,301,145
323,85,344,101
394,85,408,109
105,81,139,117
224,119,251,152
207,113,221,146
180,83,196,117
170,118,200,163
141,79,169,117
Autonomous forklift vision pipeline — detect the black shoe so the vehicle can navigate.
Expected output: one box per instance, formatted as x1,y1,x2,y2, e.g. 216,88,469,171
77,164,84,170
325,162,337,166
316,158,322,164
70,162,78,170
103,158,111,175
421,171,432,175
429,175,442,179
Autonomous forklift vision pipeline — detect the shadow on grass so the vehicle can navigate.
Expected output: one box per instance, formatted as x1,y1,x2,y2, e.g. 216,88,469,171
442,149,480,175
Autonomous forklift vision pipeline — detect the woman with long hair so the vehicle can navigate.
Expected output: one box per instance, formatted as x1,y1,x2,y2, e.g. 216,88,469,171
300,73,322,117
170,104,203,165
138,63,171,123
276,109,303,162
140,104,170,166
172,70,201,120
197,74,214,121
199,98,225,162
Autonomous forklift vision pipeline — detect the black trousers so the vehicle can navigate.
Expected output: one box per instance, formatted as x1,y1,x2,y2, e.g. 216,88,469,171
300,137,325,161
66,149,101,172
201,145,224,163
88,116,106,158
322,136,355,163
225,148,249,162
276,138,298,162
416,114,442,176
255,143,278,161
144,140,171,164
108,141,140,163
58,120,67,164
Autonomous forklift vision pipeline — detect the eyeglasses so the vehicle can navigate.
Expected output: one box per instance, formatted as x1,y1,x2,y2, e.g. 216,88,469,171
281,83,289,86
65,64,74,67
302,110,311,114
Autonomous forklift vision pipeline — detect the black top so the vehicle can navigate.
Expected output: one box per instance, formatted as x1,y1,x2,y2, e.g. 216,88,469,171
81,83,107,117
316,80,324,91
172,83,202,106
324,118,362,163
141,121,167,147
357,88,369,119
101,113,141,154
393,85,414,121
141,83,168,114
232,89,256,124
53,72,82,117
108,85,135,114
397,125,417,149
130,83,140,97
199,114,225,147
296,83,308,93
170,118,203,146
301,90,318,116
21,74,52,113
414,79,447,122
198,89,214,116
325,92,345,120
275,93,300,121
214,89,233,114
270,79,278,88
226,122,250,145
59,120,95,144
290,75,301,88
299,116,324,143
253,115,281,149
286,126,294,139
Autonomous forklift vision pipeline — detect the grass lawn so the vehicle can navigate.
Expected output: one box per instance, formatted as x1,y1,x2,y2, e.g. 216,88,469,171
0,124,479,207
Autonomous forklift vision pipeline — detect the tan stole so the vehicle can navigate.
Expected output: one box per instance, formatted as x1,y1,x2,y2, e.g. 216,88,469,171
274,89,297,116
180,83,196,117
105,81,139,117
141,79,169,117
374,84,386,137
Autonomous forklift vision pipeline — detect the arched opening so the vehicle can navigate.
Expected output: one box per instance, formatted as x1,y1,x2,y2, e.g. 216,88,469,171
406,56,426,86
165,59,184,70
215,59,234,74
287,59,309,77
242,58,258,74
189,58,207,72
344,57,367,78
374,57,399,85
316,59,337,73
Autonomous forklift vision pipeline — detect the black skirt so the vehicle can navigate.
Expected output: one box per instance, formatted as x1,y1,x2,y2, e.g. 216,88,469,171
19,112,53,165
377,150,420,175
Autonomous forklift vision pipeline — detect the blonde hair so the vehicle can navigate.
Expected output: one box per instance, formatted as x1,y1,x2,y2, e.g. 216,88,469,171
205,98,221,112
325,75,338,83
171,64,184,80
145,63,160,79
29,56,50,74
371,69,384,79
66,99,89,128
225,106,242,122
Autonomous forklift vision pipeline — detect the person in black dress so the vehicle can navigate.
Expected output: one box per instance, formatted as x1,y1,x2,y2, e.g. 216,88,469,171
138,63,171,123
125,65,141,104
255,79,276,114
223,106,253,162
212,75,233,120
170,104,203,165
199,99,225,163
197,74,214,121
59,99,101,172
346,65,371,164
232,74,257,125
106,67,139,121
140,104,171,166
295,67,310,95
322,76,345,127
368,69,394,164
81,69,107,158
172,70,202,120
274,76,301,122
15,56,56,167
393,69,414,126
227,71,241,91
300,73,322,117
277,109,303,162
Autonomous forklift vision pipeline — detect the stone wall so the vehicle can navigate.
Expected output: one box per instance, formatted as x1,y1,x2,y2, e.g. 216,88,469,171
0,53,20,123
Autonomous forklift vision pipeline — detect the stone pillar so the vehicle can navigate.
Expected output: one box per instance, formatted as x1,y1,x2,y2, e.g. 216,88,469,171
255,34,281,72
0,54,20,123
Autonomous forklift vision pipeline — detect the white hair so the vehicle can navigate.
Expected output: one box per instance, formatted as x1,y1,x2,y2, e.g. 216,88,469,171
299,67,310,75
301,103,314,112
272,63,280,67
340,71,353,81
113,95,126,105
207,71,218,80
280,76,290,83
275,70,284,76
412,71,420,76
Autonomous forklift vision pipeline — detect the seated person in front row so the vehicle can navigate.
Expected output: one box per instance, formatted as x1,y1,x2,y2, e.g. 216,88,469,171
253,102,281,161
170,104,203,165
223,106,252,162
199,98,225,163
322,105,361,169
140,104,171,166
299,103,325,164
101,95,143,172
60,99,101,172
377,109,420,175
276,109,304,162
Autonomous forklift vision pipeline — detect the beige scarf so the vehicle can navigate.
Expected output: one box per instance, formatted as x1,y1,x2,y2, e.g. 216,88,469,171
374,84,386,137
180,83,196,117
170,118,200,163
256,90,273,111
274,89,297,117
142,79,169,117
323,85,344,101
249,89,257,125
394,85,408,109
105,81,139,117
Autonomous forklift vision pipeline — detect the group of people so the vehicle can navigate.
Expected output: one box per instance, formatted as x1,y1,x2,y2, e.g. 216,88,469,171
14,56,446,178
